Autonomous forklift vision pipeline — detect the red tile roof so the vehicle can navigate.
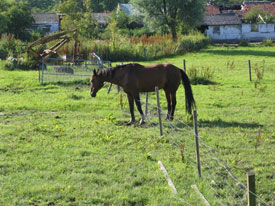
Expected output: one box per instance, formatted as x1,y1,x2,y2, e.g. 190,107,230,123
240,2,275,17
205,4,220,15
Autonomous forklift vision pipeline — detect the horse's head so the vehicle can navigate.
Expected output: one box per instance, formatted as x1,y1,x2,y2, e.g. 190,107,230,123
90,70,104,97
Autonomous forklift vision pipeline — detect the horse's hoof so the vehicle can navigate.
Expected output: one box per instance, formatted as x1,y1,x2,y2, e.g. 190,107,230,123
165,115,173,121
139,120,145,125
127,120,135,126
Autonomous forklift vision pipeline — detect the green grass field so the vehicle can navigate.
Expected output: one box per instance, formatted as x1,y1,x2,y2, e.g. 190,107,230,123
0,45,274,205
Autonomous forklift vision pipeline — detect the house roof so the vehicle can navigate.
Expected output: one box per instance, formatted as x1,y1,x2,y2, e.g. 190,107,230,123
240,1,275,16
32,13,59,24
203,13,242,26
205,4,220,15
92,12,112,25
117,3,140,15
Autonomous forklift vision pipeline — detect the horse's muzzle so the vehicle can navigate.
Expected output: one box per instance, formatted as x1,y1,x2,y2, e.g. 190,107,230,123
90,91,96,97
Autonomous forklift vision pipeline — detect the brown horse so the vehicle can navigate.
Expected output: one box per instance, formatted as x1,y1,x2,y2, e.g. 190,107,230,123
90,63,195,125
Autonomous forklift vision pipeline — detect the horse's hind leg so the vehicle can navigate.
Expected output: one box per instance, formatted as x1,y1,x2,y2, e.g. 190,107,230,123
164,89,172,120
134,93,145,125
127,93,135,125
170,92,177,120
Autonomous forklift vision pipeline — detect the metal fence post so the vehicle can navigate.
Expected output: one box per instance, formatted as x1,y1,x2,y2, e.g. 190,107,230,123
193,110,201,178
41,58,44,84
247,172,256,206
248,60,252,81
183,59,186,72
155,87,163,136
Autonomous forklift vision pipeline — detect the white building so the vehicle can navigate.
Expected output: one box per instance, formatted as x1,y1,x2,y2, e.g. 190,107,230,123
31,13,61,34
203,13,275,42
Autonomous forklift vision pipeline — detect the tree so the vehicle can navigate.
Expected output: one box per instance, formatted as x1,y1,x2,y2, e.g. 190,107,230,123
0,13,9,35
58,0,98,38
243,6,275,23
90,0,130,12
27,0,56,12
131,0,207,41
6,2,34,39
0,0,34,40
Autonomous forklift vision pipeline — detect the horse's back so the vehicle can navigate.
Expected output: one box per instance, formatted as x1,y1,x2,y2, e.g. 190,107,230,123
125,63,181,92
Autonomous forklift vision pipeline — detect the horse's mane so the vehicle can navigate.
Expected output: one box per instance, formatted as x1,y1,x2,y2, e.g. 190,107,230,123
97,63,143,78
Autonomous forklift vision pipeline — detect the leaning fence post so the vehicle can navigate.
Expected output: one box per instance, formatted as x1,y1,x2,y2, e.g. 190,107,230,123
247,172,256,206
193,109,201,178
191,185,210,206
158,161,178,195
248,60,252,82
155,87,163,136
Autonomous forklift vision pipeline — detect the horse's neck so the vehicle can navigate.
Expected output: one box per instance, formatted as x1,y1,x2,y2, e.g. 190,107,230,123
101,68,121,85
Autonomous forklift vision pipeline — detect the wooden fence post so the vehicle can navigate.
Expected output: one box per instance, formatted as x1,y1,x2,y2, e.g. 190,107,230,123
193,110,201,178
155,87,163,136
247,172,256,206
248,60,252,82
191,185,210,206
158,161,178,195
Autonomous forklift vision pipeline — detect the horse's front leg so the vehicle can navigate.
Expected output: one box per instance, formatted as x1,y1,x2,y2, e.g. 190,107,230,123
134,93,145,125
127,93,135,125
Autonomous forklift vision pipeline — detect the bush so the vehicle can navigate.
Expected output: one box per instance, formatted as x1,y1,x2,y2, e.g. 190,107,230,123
3,60,16,71
187,65,216,85
262,38,273,46
239,39,249,46
0,34,22,53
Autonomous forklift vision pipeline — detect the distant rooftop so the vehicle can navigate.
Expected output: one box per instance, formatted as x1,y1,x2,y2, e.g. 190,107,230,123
92,12,112,25
117,3,140,15
32,13,59,24
243,1,271,4
203,13,242,26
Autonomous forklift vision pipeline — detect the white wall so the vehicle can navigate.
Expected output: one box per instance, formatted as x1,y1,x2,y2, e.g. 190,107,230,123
242,24,275,41
206,23,275,42
50,24,59,33
206,25,241,41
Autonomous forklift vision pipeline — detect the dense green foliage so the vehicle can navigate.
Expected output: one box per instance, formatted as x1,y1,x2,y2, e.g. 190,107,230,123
0,0,34,40
0,46,274,205
58,0,130,12
131,0,207,41
0,34,23,54
243,6,275,23
27,0,56,12
210,0,275,4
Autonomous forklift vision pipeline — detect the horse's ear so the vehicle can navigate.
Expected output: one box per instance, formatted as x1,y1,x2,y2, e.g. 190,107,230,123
93,69,97,76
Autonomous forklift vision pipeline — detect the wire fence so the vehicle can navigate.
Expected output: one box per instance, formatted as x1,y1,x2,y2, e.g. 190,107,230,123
0,86,272,205
110,88,272,206
40,57,111,84
1,57,274,205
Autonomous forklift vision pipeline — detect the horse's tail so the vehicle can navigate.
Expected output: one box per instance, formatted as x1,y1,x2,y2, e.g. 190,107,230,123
179,69,196,114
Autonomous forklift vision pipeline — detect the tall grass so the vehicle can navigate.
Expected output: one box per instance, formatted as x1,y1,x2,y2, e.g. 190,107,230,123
62,33,210,61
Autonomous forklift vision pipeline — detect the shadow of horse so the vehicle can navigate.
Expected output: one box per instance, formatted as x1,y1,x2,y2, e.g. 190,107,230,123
198,119,262,128
171,119,262,130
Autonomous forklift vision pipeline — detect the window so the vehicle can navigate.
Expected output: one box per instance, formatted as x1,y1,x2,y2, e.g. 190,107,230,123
251,24,258,32
213,26,220,34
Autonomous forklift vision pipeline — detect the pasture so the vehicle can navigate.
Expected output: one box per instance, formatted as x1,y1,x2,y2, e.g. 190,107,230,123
0,45,274,205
